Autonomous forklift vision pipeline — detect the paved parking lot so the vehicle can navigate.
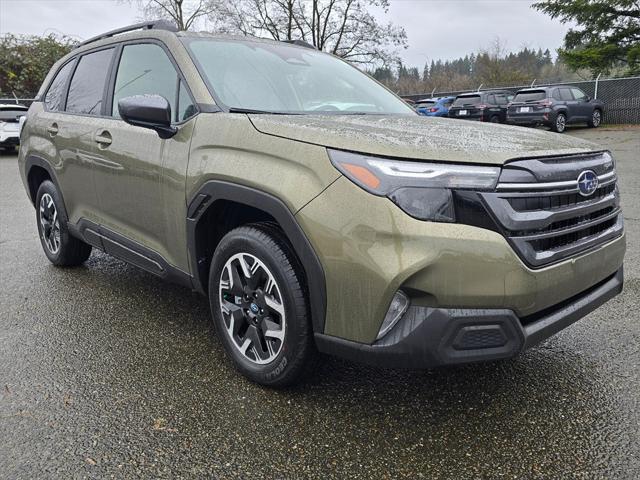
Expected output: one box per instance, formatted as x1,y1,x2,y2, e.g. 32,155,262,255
1,126,639,479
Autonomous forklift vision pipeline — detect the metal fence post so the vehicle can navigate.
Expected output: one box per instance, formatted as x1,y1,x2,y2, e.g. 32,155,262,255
594,73,602,99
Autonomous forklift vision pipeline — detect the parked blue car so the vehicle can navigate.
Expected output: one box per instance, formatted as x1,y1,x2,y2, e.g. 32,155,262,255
415,96,456,117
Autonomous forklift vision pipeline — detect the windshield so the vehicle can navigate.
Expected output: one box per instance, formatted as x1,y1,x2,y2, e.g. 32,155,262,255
416,101,435,108
513,91,546,102
452,95,481,106
183,38,414,115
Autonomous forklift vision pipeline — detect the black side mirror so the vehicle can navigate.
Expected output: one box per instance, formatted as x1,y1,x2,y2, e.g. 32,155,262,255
118,94,177,139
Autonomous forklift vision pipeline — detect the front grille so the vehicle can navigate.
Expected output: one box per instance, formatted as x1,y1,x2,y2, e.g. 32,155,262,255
480,152,623,268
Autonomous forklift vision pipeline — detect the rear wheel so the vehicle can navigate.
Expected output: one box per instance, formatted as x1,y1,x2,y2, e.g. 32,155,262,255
489,115,500,123
588,109,602,128
35,181,92,266
209,223,313,387
551,112,567,133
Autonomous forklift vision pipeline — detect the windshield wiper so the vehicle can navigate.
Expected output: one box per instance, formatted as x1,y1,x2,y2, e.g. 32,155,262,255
228,107,299,115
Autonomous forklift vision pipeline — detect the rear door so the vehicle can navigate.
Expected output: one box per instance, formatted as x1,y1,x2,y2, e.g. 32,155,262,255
33,48,115,225
558,88,577,121
90,41,197,270
570,88,591,120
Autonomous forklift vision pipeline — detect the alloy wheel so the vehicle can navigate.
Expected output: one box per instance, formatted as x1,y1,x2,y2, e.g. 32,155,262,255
39,193,61,254
592,110,601,127
218,252,286,365
556,114,566,132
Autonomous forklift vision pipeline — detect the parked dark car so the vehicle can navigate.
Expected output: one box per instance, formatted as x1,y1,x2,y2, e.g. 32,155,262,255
448,90,513,123
507,86,605,133
414,96,455,117
0,104,28,151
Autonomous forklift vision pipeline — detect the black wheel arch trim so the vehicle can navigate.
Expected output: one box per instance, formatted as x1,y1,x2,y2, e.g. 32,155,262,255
24,155,64,206
187,180,327,334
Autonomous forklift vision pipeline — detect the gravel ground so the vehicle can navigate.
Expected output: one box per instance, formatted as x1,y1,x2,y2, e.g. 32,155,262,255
1,126,638,479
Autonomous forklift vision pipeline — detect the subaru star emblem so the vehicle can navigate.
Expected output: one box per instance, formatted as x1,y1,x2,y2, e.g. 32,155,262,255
577,170,598,196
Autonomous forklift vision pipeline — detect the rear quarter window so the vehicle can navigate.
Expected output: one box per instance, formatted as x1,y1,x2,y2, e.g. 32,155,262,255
44,61,75,111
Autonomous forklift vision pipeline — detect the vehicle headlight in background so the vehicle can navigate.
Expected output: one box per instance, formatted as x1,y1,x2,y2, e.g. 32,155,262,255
328,149,500,222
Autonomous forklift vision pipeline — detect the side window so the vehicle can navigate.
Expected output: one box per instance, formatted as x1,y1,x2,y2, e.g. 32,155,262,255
559,88,573,101
552,89,562,101
44,61,75,111
486,94,496,104
66,48,114,115
112,43,179,119
177,79,197,122
571,88,587,101
444,99,454,107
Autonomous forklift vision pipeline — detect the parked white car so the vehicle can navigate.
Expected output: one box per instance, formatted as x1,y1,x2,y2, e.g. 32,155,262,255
0,104,28,152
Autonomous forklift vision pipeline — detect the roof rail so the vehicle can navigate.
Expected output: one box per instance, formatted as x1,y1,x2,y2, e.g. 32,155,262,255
282,39,316,50
75,20,178,49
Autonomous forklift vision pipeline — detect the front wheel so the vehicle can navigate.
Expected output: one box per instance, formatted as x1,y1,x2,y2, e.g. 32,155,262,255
551,112,567,133
209,223,313,387
588,109,602,128
35,180,92,266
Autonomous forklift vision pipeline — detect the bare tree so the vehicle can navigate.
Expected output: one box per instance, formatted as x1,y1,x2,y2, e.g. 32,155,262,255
126,0,220,30
219,0,408,67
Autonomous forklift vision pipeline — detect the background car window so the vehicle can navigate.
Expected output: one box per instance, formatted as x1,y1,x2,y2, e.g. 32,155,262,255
571,88,587,101
559,88,574,101
552,89,562,100
486,94,496,104
112,43,178,119
66,48,114,115
444,99,454,107
494,94,509,105
45,61,74,111
177,79,196,121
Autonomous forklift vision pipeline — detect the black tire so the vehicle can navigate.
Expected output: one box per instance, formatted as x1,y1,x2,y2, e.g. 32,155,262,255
588,109,602,128
209,222,313,387
489,115,500,123
551,112,567,133
35,180,92,266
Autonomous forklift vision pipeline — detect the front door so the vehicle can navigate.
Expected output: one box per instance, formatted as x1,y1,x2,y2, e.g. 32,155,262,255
91,41,196,269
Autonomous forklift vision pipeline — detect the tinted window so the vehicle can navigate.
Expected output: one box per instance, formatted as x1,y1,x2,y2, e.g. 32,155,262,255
45,61,75,111
112,43,179,119
552,89,562,100
444,99,454,106
494,94,509,105
513,90,546,102
453,95,481,106
571,88,587,101
416,101,436,108
66,48,114,115
486,94,496,104
559,88,573,101
177,79,197,121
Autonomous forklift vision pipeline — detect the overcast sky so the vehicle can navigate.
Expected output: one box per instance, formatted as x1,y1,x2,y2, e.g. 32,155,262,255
0,0,572,67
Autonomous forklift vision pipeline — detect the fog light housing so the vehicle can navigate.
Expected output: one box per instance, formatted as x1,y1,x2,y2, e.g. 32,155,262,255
376,290,410,340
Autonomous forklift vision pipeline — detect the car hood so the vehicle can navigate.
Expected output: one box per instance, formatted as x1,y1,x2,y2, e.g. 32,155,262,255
249,114,598,165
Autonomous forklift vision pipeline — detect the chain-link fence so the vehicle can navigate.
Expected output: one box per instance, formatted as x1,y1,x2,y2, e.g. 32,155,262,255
403,75,640,125
3,76,640,124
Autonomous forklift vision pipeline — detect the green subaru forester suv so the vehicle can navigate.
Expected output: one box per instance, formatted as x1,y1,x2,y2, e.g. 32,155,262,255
19,21,625,386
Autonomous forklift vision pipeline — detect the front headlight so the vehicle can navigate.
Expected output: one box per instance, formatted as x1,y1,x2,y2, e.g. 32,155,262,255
328,149,500,222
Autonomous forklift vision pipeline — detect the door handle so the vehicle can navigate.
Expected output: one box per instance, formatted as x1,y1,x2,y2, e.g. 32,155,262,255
46,123,58,136
95,130,112,147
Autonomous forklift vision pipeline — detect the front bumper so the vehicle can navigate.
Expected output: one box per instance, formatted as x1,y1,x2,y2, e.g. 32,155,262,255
316,267,623,368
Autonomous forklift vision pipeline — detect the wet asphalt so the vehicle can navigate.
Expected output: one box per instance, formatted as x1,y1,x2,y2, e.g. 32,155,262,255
1,127,639,479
